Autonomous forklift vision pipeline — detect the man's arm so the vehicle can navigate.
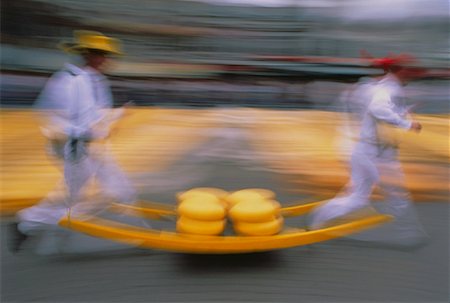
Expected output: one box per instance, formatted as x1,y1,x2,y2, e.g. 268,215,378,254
369,89,421,132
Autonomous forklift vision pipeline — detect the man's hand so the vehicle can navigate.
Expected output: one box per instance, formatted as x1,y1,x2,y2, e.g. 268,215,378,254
410,121,422,133
406,102,423,114
123,100,135,108
120,101,135,119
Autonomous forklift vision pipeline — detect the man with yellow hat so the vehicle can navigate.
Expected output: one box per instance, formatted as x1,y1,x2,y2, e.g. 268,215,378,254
9,31,136,252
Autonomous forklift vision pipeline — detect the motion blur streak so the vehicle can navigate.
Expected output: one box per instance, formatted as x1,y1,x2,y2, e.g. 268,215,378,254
1,108,448,215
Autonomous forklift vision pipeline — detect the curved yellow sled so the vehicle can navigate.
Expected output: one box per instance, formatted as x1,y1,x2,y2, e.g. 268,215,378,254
58,201,392,254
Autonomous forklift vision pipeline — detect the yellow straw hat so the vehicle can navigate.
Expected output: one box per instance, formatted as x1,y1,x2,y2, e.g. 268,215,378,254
58,30,123,55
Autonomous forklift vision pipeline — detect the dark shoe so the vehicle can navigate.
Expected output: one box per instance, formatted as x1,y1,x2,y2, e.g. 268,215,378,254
7,222,29,253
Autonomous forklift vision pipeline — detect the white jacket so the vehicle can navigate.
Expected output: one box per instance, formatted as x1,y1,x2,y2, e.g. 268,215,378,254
358,73,412,151
35,63,122,141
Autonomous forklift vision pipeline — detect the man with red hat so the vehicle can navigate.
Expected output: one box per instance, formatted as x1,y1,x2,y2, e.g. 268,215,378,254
310,54,428,246
9,31,138,253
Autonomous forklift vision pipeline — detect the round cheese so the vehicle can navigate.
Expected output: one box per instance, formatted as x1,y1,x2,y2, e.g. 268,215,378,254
176,188,229,208
177,196,226,221
229,199,281,223
226,189,275,207
176,216,226,236
234,216,284,236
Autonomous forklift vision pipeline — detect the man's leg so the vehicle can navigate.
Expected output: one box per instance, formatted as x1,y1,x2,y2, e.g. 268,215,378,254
95,153,137,205
309,151,379,229
377,153,429,245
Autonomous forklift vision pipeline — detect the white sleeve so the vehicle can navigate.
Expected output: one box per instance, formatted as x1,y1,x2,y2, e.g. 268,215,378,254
98,78,114,108
35,73,91,139
369,90,412,129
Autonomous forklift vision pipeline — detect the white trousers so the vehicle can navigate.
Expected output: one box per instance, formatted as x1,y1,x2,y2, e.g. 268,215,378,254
18,141,136,234
310,142,416,228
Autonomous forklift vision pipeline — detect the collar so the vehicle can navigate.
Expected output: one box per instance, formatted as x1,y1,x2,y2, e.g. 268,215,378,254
380,73,402,87
63,63,106,81
64,63,85,76
84,66,106,81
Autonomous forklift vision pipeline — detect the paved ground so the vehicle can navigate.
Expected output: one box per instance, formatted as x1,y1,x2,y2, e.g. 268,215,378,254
1,158,449,303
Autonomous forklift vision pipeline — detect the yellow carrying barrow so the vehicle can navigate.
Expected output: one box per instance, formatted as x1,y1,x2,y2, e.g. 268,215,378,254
58,189,392,254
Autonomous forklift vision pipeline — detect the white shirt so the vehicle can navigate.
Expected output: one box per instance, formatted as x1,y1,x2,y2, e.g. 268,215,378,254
35,63,121,140
358,73,412,147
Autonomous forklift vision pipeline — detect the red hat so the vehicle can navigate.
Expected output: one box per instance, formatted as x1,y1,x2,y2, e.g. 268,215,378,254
372,57,397,71
371,53,415,72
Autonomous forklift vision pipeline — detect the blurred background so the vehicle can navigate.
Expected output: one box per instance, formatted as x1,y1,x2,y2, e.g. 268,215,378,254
1,0,449,107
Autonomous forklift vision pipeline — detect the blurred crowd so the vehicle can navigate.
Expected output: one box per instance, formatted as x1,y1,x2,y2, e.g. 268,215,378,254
1,0,449,110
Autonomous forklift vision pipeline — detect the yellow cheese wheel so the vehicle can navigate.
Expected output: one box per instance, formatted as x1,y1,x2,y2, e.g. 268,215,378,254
176,216,226,236
176,191,216,203
189,187,229,198
176,188,229,208
177,196,226,221
229,199,281,223
234,216,284,236
226,189,276,207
